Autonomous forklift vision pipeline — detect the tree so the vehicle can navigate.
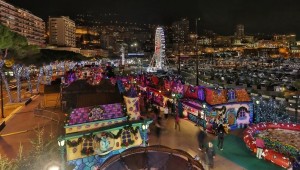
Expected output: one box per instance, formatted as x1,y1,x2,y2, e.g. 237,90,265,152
0,24,15,102
0,24,39,103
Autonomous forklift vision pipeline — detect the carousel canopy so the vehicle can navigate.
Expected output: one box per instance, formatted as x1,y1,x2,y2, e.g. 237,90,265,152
99,145,204,170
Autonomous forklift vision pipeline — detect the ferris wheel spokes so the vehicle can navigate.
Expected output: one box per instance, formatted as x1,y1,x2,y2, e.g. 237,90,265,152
147,27,167,72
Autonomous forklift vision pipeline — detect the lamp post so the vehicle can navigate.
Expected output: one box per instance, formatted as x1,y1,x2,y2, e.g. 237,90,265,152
141,121,149,147
202,103,206,119
172,93,176,116
255,100,260,123
58,136,66,170
0,57,13,118
47,165,60,170
195,18,200,86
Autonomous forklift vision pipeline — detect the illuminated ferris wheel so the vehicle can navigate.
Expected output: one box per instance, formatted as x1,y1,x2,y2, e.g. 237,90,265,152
147,27,167,72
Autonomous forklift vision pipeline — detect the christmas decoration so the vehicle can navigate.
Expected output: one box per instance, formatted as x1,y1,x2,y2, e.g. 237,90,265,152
81,147,94,155
0,50,13,103
121,140,134,147
253,97,292,123
235,89,250,102
262,136,299,159
23,67,33,95
12,64,24,102
36,67,43,93
67,138,83,147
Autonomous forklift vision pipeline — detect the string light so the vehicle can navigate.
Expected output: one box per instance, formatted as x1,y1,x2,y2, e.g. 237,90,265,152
253,97,291,123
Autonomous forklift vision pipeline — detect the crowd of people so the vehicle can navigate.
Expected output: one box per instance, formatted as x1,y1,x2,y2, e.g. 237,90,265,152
141,98,229,169
141,97,300,170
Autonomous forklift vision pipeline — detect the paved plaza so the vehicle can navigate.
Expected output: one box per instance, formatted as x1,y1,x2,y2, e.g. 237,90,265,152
148,115,245,170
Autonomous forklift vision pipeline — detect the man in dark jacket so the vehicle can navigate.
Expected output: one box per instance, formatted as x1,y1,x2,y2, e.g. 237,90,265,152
217,124,225,150
198,128,207,151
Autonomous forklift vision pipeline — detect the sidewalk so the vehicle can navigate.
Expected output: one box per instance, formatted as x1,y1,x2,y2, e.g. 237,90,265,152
148,116,244,170
0,94,38,127
0,95,63,159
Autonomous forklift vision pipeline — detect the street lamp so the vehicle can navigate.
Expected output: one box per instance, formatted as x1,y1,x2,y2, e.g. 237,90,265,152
255,100,260,105
58,136,66,170
141,121,149,147
255,99,260,123
202,103,207,127
48,165,60,170
131,43,138,52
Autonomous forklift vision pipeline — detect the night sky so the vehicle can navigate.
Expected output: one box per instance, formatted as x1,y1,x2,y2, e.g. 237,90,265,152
8,0,300,37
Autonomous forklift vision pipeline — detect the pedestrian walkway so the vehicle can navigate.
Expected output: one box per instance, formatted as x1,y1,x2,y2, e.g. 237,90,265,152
148,116,244,170
0,95,63,159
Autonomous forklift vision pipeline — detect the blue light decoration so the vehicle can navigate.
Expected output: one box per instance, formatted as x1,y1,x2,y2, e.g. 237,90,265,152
217,89,222,96
36,67,43,93
198,87,205,101
12,64,24,102
117,79,125,94
253,97,292,123
23,67,33,95
228,89,236,101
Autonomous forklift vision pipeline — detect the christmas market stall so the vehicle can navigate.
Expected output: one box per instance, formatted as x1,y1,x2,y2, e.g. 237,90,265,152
140,75,178,111
180,86,253,132
64,103,152,169
204,88,253,130
61,75,152,169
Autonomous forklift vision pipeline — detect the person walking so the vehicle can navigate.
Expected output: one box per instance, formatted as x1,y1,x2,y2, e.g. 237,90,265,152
195,111,201,126
174,114,181,131
155,116,163,144
255,135,265,159
205,142,216,169
198,127,207,151
164,106,169,119
217,124,225,150
212,119,218,136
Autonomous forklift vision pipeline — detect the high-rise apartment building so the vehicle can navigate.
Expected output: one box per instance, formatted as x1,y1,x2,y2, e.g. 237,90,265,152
48,16,76,47
235,24,245,38
172,18,190,44
0,0,45,46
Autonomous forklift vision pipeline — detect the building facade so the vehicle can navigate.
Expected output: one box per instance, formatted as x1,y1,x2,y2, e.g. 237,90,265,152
235,24,244,38
172,18,190,44
48,16,76,47
0,0,45,46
